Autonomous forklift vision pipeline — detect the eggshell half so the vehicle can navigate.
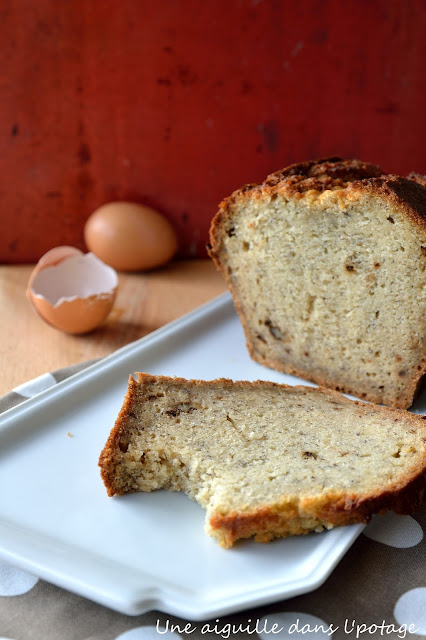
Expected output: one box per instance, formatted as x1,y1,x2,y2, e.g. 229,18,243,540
26,246,84,297
84,202,178,271
28,251,118,334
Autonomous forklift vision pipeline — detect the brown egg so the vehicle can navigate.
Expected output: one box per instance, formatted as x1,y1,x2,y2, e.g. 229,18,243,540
27,248,118,334
84,202,178,272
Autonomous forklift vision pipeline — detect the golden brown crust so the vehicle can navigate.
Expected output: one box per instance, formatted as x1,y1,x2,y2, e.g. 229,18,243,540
98,374,139,497
210,158,426,241
209,467,426,548
263,157,383,193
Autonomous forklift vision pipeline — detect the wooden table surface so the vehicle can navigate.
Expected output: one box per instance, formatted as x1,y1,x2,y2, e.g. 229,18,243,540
0,259,227,396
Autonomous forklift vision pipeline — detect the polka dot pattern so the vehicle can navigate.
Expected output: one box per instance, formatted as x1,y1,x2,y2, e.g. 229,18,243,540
394,588,426,635
363,513,423,548
0,562,39,596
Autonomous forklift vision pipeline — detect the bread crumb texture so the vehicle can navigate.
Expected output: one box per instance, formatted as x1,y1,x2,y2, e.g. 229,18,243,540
99,374,426,548
209,158,426,409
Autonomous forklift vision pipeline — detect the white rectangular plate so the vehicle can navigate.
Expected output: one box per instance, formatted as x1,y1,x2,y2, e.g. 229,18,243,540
0,293,367,619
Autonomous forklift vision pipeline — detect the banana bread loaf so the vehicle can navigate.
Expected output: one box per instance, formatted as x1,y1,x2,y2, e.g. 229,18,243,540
208,158,426,409
99,373,426,548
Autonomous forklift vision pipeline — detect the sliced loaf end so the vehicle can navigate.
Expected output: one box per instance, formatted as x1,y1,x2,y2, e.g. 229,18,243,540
99,374,426,548
208,158,426,409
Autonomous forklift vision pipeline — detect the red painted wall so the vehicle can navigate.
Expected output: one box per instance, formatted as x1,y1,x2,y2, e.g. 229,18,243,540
1,0,425,262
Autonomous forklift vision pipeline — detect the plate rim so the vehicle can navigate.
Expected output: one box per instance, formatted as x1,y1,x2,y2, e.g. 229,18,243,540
0,291,365,619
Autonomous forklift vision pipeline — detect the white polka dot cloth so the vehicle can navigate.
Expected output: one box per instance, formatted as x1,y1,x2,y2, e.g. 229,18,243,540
0,362,425,640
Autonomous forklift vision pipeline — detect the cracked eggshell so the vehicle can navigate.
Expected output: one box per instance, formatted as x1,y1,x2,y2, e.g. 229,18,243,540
27,248,118,334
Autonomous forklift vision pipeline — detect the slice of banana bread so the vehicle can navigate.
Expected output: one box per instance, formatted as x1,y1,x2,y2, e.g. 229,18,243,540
99,373,426,548
208,158,426,409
